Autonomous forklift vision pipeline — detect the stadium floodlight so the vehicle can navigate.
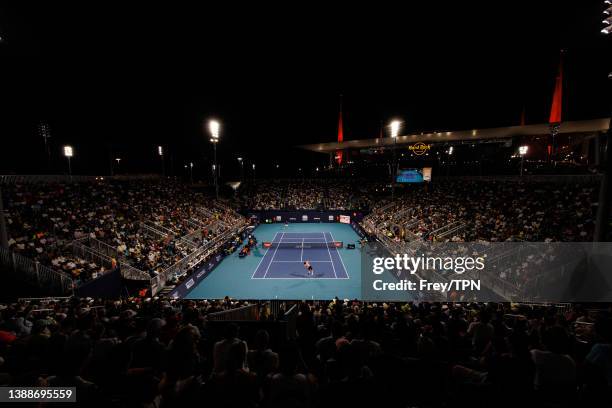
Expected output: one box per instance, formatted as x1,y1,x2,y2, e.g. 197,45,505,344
448,146,454,155
63,145,74,180
389,120,402,201
209,120,220,141
157,146,165,177
208,119,221,199
519,145,528,177
237,157,244,181
63,145,73,158
390,120,401,138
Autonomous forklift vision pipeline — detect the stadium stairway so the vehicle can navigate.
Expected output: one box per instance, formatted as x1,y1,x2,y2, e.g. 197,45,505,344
157,284,176,297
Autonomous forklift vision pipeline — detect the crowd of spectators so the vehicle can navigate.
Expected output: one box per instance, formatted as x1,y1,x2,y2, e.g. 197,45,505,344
0,297,609,407
364,180,598,243
362,180,598,298
2,178,599,293
240,179,376,211
3,180,246,286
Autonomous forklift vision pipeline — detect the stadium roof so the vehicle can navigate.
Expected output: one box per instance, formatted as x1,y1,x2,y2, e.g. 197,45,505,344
299,118,610,153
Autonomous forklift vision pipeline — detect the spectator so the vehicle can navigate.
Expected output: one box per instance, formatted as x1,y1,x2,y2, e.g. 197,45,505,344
213,323,248,374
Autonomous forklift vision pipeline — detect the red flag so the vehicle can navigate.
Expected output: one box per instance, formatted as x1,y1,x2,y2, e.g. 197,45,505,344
549,54,563,124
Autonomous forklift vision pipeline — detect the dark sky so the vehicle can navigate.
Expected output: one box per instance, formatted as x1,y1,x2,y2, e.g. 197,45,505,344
1,1,610,178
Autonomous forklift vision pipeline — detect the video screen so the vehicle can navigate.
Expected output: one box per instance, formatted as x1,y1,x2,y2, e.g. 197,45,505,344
396,168,424,183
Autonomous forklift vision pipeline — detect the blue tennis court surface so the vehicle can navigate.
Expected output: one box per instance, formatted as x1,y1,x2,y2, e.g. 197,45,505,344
252,232,349,279
186,223,362,300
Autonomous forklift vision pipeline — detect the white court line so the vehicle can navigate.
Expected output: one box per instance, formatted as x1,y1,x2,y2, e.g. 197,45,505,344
280,232,324,236
328,231,350,279
251,231,352,280
300,238,304,262
324,232,338,279
252,276,350,280
263,232,284,279
251,232,278,279
267,239,327,243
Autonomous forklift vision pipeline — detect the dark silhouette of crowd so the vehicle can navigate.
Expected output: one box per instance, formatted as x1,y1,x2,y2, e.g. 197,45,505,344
0,297,610,407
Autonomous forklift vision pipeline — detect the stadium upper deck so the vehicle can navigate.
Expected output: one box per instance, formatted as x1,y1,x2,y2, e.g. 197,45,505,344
299,118,610,153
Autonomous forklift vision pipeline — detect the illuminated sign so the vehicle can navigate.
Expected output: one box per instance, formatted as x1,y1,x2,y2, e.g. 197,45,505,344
408,142,431,156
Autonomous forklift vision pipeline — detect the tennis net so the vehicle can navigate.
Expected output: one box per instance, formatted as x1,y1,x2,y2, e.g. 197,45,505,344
263,241,343,249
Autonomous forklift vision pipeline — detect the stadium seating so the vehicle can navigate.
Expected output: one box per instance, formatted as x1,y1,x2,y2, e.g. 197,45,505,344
0,297,609,407
3,180,246,287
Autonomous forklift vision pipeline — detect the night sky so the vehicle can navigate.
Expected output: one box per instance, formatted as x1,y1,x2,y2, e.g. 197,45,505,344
1,1,610,178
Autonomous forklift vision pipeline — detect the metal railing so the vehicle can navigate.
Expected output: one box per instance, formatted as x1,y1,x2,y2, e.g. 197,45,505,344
87,237,121,259
71,241,116,281
141,221,172,240
150,222,247,295
69,236,150,281
17,296,73,303
180,229,203,247
0,174,161,185
430,220,468,241
120,263,151,281
283,304,298,339
150,245,206,295
196,206,215,219
435,174,602,183
207,304,259,321
0,246,74,296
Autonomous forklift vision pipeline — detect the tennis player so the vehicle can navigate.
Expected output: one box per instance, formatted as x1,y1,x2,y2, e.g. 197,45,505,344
303,261,314,277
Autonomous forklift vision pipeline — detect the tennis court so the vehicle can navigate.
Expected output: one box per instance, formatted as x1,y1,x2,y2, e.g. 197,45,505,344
251,232,349,279
185,223,361,300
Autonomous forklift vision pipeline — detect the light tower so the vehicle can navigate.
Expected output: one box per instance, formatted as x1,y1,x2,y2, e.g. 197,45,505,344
209,120,220,199
158,146,165,177
390,120,401,201
519,145,528,176
63,145,74,181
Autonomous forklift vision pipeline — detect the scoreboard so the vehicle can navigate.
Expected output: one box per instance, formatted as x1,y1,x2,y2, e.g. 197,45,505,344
396,168,432,183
